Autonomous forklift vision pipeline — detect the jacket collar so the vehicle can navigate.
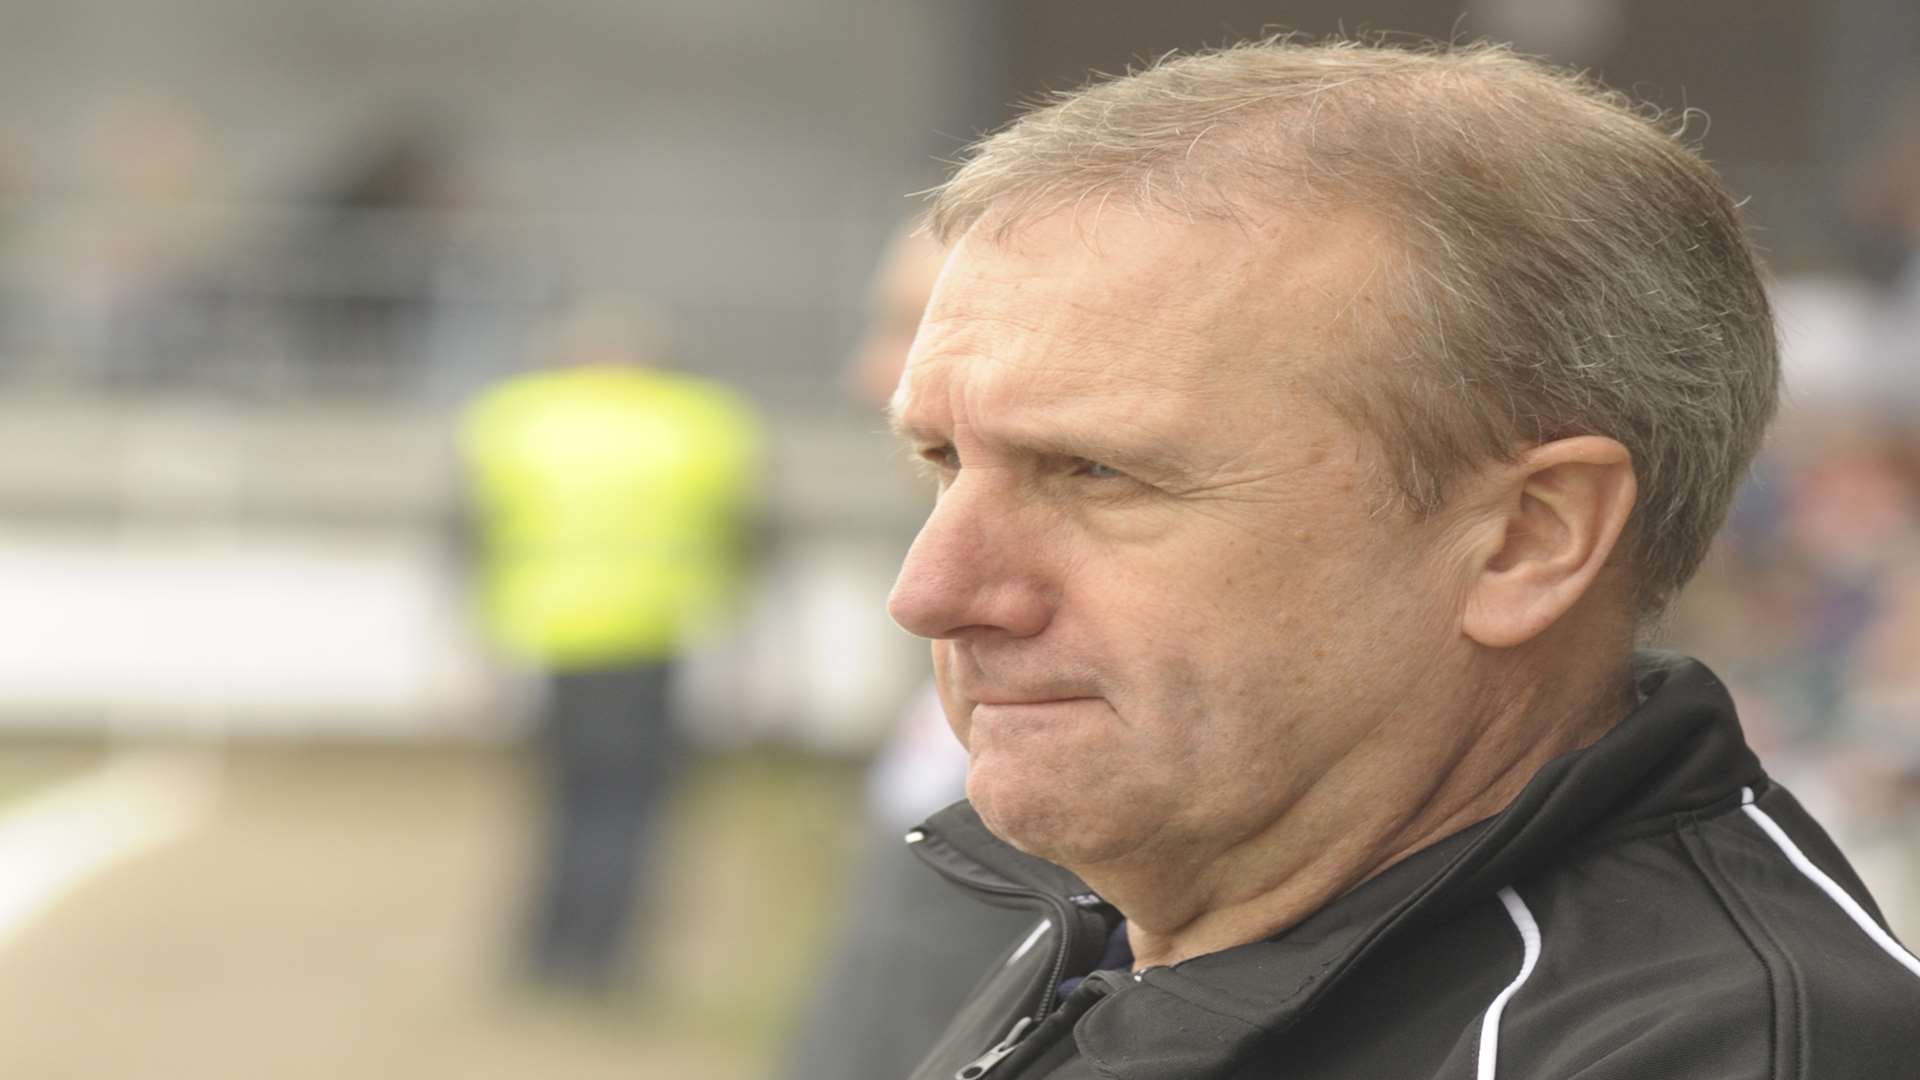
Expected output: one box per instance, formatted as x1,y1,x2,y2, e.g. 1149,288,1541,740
921,652,1765,1078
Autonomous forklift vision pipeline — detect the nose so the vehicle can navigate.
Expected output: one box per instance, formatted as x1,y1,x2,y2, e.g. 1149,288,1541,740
887,479,1054,642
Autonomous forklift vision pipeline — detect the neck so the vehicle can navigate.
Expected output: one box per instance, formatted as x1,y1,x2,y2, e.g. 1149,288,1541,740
1106,652,1632,970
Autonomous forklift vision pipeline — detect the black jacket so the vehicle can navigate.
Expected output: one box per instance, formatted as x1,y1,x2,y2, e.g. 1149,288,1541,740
906,655,1920,1079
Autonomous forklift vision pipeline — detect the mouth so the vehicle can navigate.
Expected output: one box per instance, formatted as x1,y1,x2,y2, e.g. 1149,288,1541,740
970,696,1104,717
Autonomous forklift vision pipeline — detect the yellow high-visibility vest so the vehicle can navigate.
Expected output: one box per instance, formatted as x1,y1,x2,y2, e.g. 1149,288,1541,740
459,364,762,667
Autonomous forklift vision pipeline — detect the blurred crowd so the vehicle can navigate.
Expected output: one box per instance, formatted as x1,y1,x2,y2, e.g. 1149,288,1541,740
0,95,533,402
1669,88,1920,939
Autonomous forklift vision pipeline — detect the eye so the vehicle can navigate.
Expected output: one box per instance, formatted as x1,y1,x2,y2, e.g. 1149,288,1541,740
1072,458,1126,480
920,444,961,471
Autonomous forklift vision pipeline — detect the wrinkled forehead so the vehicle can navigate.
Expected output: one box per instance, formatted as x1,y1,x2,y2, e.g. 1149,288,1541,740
894,205,1391,422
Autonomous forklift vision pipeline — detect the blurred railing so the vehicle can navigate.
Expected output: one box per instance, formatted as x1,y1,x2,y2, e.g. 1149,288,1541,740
0,201,555,404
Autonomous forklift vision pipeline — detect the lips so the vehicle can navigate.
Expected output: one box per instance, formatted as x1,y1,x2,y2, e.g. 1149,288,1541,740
945,651,1099,709
960,681,1099,707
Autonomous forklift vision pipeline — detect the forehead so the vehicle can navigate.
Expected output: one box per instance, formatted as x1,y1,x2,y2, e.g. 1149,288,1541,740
894,207,1388,444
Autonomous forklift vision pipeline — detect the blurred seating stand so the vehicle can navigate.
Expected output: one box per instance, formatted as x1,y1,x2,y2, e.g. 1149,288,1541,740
0,201,547,403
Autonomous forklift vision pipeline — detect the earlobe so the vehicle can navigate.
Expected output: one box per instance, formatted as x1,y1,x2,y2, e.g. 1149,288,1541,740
1461,437,1637,649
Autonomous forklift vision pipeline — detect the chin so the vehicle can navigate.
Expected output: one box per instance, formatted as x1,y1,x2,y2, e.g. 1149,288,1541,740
967,763,1145,869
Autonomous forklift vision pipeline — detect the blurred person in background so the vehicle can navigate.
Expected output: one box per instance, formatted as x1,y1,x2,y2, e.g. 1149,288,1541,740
886,40,1920,1079
459,300,763,992
778,223,1030,1080
297,116,468,395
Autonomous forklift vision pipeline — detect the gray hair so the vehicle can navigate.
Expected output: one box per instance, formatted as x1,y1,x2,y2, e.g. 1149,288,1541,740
926,38,1779,618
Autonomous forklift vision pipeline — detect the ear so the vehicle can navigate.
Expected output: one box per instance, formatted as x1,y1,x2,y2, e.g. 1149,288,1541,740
1460,436,1637,648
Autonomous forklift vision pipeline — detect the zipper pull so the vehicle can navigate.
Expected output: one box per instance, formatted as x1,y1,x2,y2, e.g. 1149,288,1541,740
955,1015,1034,1079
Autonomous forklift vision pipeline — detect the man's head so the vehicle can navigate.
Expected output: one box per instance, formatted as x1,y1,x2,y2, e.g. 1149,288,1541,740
925,38,1778,619
885,39,1777,935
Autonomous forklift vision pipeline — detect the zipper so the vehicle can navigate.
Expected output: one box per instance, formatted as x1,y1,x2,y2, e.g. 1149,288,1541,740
906,830,1087,1024
908,824,1119,1078
951,966,1133,1079
953,1015,1033,1079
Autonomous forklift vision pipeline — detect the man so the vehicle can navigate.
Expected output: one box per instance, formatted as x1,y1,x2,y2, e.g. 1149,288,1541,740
884,39,1920,1079
460,303,761,989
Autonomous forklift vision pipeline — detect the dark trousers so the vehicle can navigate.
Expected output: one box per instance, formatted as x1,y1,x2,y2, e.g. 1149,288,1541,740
525,659,680,987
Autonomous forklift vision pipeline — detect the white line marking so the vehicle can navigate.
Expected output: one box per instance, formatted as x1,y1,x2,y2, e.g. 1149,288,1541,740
0,750,220,949
1478,886,1542,1080
1005,919,1051,967
1740,786,1920,980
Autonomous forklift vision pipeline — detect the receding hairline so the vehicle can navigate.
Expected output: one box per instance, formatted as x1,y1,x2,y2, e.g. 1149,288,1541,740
924,38,1679,246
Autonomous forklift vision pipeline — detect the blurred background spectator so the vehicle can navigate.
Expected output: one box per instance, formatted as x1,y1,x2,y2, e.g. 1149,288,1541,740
458,300,762,993
289,117,473,396
0,2,1909,1077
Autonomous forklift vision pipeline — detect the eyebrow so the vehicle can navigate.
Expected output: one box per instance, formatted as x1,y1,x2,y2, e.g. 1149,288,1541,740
886,406,1192,483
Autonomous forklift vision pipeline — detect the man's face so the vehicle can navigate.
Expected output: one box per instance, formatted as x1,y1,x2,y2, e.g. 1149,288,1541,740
887,208,1475,879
